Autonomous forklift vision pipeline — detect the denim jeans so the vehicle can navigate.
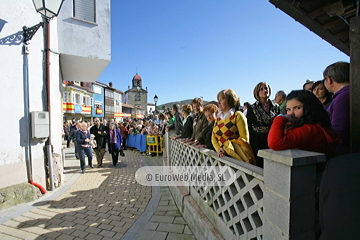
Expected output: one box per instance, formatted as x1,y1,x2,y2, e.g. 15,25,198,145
77,146,93,170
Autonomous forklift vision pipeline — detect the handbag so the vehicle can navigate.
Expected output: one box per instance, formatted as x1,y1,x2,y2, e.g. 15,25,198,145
120,145,125,157
223,137,257,165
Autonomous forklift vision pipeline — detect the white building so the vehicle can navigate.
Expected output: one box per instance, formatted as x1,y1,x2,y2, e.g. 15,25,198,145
0,0,111,209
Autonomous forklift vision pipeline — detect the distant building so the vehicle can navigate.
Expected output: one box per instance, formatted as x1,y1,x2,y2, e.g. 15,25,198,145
62,81,93,121
114,89,124,121
123,73,147,118
147,103,156,116
92,81,107,119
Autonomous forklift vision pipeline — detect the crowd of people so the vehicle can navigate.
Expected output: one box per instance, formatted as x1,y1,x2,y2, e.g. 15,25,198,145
163,61,350,169
63,61,350,172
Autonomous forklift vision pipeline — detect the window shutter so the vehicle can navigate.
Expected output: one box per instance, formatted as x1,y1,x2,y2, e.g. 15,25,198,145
74,0,96,23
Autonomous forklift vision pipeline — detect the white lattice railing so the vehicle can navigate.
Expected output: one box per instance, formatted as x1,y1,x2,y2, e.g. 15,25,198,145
169,138,264,240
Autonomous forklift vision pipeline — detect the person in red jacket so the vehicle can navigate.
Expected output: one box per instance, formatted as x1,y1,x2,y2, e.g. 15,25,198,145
268,90,341,160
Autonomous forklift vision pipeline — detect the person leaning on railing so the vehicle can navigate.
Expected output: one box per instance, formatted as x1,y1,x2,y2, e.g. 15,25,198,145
268,90,341,167
211,89,256,165
183,97,208,145
171,104,193,140
195,103,218,150
166,104,183,136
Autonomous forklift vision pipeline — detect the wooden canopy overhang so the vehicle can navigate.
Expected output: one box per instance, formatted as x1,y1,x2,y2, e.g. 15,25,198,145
269,0,360,152
269,0,356,56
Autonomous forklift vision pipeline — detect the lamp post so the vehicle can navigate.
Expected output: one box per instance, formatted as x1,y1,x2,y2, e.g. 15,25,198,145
23,0,65,43
23,0,65,192
154,95,158,113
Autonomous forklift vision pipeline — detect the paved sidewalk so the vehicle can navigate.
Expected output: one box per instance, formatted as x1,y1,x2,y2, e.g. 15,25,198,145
0,146,195,240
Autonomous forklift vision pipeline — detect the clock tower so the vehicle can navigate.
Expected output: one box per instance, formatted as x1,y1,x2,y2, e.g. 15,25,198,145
123,73,148,117
132,73,142,88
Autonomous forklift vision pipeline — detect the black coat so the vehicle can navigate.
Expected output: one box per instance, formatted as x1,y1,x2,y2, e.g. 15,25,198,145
179,114,194,139
199,122,214,150
168,111,184,135
319,153,360,240
90,124,107,149
69,125,78,142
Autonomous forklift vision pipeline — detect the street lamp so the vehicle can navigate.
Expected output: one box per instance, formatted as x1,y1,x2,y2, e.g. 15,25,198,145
33,0,65,19
22,0,65,192
154,95,158,113
23,0,65,44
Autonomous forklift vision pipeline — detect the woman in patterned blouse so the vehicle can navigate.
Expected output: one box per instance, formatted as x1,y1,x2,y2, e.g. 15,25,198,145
211,89,249,158
246,82,280,167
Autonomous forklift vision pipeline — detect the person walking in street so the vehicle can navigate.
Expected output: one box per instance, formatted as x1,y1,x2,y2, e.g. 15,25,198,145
119,122,129,150
108,123,122,167
90,117,107,168
76,122,94,173
70,121,81,159
63,121,71,148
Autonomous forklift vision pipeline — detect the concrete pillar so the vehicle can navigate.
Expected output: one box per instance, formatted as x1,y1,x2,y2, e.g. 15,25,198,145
258,149,326,240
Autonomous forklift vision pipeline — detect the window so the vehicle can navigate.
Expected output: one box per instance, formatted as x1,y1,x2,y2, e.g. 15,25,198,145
73,0,96,23
94,85,102,94
135,92,141,101
95,102,102,109
63,91,69,102
83,96,86,105
75,93,81,104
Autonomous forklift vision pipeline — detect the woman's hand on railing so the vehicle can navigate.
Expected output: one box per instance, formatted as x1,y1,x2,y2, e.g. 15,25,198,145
195,144,206,148
171,135,179,140
217,147,226,157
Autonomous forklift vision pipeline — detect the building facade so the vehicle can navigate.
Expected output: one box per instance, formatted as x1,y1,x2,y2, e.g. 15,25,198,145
57,0,111,83
123,73,148,118
0,0,111,209
62,82,93,122
92,81,106,119
104,83,115,120
114,89,124,121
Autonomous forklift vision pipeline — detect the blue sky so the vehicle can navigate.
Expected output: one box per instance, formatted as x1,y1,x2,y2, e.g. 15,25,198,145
97,0,349,106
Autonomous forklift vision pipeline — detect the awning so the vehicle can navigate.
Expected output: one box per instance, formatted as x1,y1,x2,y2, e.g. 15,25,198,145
60,53,110,82
269,0,356,56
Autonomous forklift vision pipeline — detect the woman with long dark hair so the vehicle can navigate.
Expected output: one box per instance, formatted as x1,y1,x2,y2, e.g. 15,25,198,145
268,90,340,159
312,80,333,110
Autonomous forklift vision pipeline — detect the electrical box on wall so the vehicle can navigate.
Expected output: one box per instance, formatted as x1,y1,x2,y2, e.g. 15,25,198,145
31,111,49,138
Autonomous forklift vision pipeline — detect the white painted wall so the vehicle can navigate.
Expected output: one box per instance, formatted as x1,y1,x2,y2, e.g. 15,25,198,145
0,1,63,190
57,0,111,60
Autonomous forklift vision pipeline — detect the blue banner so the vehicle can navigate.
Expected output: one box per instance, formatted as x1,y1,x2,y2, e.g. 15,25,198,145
127,134,146,152
74,104,82,113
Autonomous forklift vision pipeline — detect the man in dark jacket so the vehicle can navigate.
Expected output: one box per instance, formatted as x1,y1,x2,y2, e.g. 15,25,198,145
90,118,107,167
63,121,71,148
166,103,183,135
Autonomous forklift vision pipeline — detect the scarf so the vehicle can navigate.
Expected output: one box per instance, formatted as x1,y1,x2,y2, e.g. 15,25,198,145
109,129,117,144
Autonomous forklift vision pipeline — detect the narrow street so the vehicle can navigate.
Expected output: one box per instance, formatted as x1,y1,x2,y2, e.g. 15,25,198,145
0,146,195,240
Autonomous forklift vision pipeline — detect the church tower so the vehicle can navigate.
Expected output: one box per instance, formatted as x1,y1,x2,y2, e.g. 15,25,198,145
132,73,142,88
123,73,148,117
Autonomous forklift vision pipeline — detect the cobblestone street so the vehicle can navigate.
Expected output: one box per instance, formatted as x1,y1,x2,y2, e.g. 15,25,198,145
0,147,195,240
